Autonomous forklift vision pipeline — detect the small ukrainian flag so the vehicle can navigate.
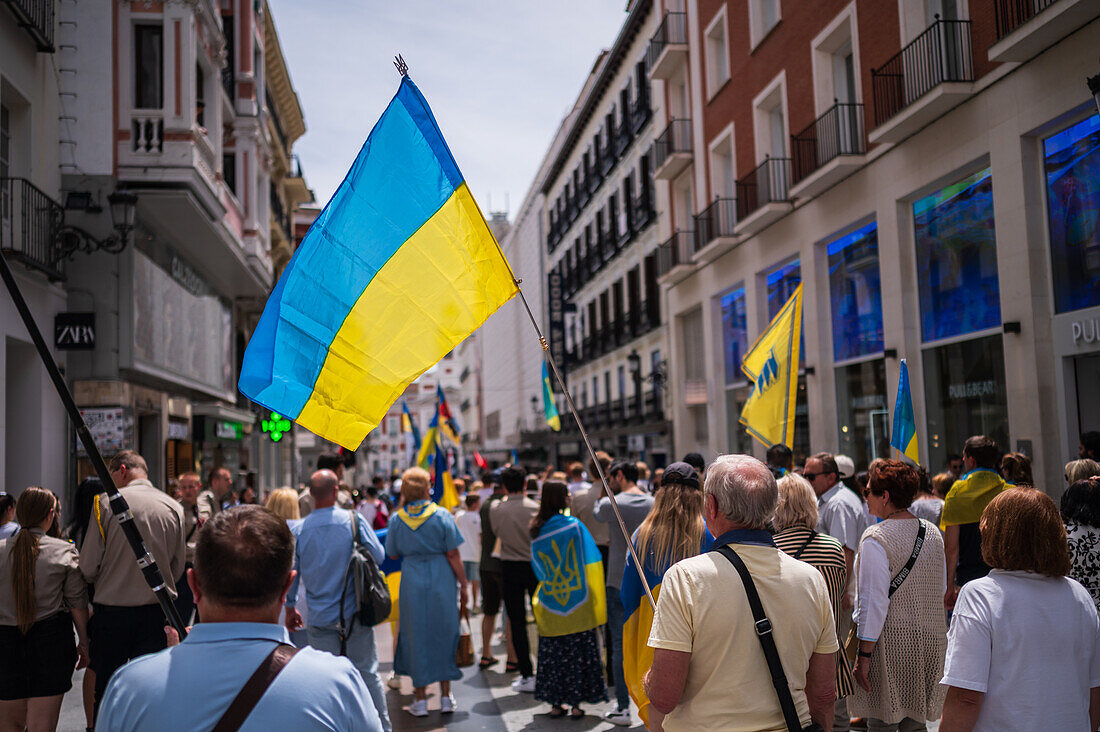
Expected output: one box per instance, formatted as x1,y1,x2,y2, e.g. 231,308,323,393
891,359,919,463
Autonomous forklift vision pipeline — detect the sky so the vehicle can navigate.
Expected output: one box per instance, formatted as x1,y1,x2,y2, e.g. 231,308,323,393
266,0,632,219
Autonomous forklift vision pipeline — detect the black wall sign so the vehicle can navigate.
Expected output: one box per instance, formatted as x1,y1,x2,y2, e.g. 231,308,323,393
55,312,95,350
547,271,565,385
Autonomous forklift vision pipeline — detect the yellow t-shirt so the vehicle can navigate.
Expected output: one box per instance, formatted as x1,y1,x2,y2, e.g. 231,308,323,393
647,543,839,732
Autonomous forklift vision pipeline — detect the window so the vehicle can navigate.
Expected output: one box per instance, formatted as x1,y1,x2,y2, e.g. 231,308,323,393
195,63,206,128
749,0,781,49
705,8,730,98
913,166,1001,342
223,153,237,196
618,366,627,399
1043,114,1100,314
592,376,599,405
709,126,736,199
134,24,164,109
766,259,800,319
753,72,789,162
0,105,9,222
721,286,748,384
827,221,883,361
835,360,889,467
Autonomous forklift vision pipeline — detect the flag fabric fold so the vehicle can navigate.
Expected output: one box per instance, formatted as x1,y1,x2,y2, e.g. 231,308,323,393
542,361,561,432
530,514,606,637
739,283,803,447
417,409,439,469
890,358,919,463
437,385,461,445
238,76,517,449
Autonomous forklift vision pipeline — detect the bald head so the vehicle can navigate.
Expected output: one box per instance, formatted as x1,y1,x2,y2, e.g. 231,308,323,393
309,469,339,507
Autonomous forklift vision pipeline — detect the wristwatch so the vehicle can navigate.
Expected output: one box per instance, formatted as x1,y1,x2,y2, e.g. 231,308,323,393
857,649,873,658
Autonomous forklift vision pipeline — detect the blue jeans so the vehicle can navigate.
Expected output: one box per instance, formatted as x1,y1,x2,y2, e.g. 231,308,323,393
308,624,392,732
606,586,629,711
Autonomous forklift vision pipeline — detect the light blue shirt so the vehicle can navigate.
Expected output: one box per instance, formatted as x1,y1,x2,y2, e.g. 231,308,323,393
287,507,384,627
96,622,381,731
0,522,18,540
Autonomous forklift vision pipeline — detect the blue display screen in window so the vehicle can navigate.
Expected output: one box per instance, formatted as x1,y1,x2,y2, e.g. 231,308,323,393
827,221,883,361
913,167,1001,342
767,260,801,319
721,286,748,384
1044,115,1100,314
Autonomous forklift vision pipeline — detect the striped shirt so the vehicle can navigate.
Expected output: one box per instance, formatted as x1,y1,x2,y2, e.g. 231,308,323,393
774,525,854,698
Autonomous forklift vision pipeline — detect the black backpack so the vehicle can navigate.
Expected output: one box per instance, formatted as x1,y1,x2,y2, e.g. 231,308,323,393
338,511,392,651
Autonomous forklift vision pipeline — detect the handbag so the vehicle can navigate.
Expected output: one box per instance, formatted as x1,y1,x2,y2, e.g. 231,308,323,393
211,643,299,732
455,607,475,668
714,545,825,732
338,511,392,654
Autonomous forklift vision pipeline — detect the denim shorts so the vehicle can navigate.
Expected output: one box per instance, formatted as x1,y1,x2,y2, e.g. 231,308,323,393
463,560,479,582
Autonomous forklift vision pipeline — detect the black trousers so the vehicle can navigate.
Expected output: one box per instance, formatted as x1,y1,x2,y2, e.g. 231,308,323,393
598,544,613,684
173,563,196,625
500,559,539,678
89,603,168,709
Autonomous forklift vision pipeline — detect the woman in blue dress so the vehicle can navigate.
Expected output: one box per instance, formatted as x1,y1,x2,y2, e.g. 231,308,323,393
384,467,467,718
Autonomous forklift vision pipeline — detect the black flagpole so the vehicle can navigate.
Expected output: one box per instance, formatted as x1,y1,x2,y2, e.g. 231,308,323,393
0,250,187,637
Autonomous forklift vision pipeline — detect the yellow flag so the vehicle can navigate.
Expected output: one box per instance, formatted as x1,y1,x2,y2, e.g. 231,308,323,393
739,283,802,448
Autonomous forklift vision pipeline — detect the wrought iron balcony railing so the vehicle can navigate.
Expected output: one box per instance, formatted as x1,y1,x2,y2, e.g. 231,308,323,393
653,118,692,172
2,0,55,51
994,0,1059,39
736,157,791,220
0,178,64,280
656,230,694,278
694,198,737,253
791,102,866,185
645,12,688,72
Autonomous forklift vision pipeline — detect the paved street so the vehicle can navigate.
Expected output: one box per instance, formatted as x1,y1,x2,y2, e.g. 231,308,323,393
58,614,645,731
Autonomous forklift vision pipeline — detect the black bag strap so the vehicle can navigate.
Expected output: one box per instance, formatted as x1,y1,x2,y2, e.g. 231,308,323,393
714,545,803,732
211,643,299,732
337,510,361,653
791,531,817,561
888,520,927,598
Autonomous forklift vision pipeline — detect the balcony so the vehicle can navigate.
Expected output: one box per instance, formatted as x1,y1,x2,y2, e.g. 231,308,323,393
632,190,655,232
693,198,738,264
599,135,616,177
646,12,688,80
653,119,693,181
989,0,1099,62
869,18,974,144
631,83,652,133
614,115,632,158
735,157,792,235
0,178,64,280
2,0,55,51
789,102,867,199
656,230,695,284
284,154,311,207
644,389,665,420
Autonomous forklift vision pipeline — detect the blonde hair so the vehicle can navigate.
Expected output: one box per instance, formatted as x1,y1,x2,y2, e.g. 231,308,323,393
1066,459,1100,485
635,482,706,575
773,473,818,531
264,488,300,521
12,487,55,633
401,467,432,503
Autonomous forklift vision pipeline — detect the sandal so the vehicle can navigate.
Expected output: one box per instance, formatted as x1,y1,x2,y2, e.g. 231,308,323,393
505,660,520,673
548,706,567,718
478,656,498,669
569,708,585,719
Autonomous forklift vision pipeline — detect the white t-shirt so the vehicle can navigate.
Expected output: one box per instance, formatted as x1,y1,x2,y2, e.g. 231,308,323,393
454,509,481,563
942,569,1100,731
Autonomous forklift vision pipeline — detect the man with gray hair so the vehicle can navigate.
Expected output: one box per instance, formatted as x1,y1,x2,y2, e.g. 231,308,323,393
644,455,837,731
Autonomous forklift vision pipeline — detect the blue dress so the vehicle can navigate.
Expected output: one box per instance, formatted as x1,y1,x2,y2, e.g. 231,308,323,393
384,501,463,687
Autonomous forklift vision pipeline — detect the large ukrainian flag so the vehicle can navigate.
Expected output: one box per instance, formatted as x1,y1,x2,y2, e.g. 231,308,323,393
239,77,518,449
531,514,606,637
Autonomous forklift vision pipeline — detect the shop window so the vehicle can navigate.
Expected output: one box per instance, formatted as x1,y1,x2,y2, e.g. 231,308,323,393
1043,114,1100,314
913,166,1001,342
922,333,1009,472
721,285,748,384
763,260,807,455
835,359,888,470
828,221,883,361
767,259,800,319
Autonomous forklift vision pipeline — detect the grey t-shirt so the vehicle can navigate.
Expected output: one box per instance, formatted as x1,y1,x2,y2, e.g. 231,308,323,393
594,492,654,589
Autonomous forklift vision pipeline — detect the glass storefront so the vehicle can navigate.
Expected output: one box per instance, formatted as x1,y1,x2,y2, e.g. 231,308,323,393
721,286,748,385
767,259,801,318
828,221,883,361
835,360,888,470
1044,114,1100,314
922,334,1009,471
725,386,752,455
913,167,1001,342
764,260,807,456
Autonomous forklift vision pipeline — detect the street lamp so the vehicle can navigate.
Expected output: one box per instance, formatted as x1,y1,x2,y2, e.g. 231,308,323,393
56,188,139,259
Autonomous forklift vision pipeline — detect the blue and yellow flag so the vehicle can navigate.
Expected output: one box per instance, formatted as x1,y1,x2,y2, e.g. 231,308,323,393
436,385,461,445
531,514,606,637
416,409,439,469
891,358,919,464
375,527,401,626
238,76,518,449
542,361,561,432
432,442,460,511
740,283,802,447
400,400,421,454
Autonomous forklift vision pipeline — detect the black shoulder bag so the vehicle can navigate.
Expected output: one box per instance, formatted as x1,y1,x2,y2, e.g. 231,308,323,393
338,511,392,654
713,544,825,732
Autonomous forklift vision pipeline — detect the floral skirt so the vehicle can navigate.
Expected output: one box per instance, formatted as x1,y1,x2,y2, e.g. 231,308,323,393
534,629,609,707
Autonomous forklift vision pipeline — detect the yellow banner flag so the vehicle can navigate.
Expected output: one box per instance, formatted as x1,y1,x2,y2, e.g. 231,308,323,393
739,283,802,448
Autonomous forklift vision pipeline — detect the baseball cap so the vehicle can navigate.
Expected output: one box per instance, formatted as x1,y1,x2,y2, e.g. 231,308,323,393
834,455,855,480
661,461,700,489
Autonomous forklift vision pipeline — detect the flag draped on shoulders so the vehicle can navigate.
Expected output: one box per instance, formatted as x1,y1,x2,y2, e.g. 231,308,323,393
940,469,1009,529
395,500,440,531
530,514,606,637
238,76,517,449
739,284,802,447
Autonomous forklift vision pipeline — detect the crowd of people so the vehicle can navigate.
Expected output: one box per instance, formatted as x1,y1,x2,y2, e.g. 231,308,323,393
1,431,1100,731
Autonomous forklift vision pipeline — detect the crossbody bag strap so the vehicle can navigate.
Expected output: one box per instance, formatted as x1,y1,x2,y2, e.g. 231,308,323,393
337,510,360,653
888,521,927,598
714,545,803,732
791,531,817,561
211,643,299,732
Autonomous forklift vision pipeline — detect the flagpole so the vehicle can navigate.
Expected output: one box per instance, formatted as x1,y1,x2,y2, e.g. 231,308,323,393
512,281,657,611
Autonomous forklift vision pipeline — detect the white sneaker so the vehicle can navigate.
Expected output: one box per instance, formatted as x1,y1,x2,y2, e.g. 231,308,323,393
441,695,456,713
511,675,536,693
386,672,401,690
605,708,632,726
407,699,428,717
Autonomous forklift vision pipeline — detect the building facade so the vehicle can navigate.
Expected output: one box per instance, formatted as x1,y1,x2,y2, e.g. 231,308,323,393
651,0,1099,493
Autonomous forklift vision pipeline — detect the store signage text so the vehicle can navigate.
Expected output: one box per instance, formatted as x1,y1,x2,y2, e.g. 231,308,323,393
55,312,95,350
1072,318,1100,346
215,420,242,439
547,271,565,379
948,380,997,400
